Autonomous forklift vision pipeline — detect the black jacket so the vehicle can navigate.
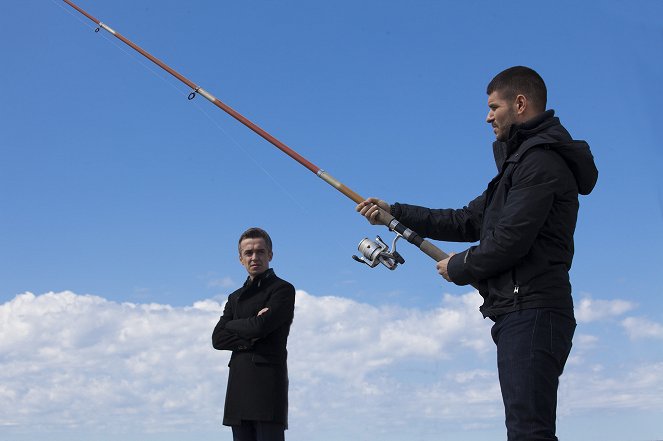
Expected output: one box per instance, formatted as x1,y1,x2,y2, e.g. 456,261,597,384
212,269,295,426
392,110,598,318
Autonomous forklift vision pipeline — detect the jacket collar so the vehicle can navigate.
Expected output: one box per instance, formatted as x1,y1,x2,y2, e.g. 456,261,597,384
493,109,568,171
505,109,556,147
243,268,275,289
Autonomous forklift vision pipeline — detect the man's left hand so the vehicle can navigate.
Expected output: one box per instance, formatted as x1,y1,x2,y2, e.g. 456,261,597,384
436,253,456,282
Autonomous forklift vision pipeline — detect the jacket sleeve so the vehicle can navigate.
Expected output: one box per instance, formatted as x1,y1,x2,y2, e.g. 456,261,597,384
393,193,485,243
223,283,295,340
212,295,254,351
448,151,558,285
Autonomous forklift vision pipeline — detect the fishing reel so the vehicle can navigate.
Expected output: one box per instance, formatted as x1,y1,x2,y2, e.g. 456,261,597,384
352,234,405,270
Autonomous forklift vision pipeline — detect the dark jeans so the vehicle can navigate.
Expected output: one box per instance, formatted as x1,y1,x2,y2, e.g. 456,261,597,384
231,420,285,441
491,308,576,441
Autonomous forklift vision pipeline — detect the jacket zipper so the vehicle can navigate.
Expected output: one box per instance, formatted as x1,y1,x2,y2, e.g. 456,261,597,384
512,268,520,309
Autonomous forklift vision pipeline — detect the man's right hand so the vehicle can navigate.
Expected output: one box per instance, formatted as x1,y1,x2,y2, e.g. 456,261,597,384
356,197,391,226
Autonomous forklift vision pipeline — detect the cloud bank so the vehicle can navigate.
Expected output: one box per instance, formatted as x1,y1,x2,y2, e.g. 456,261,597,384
1,290,661,441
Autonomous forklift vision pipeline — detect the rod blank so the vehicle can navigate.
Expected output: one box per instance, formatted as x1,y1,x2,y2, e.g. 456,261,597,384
61,0,453,267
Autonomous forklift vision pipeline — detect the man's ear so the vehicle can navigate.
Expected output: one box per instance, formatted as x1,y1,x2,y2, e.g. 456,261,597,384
515,94,528,115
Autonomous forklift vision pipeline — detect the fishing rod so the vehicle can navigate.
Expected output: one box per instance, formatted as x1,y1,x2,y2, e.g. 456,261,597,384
61,0,451,271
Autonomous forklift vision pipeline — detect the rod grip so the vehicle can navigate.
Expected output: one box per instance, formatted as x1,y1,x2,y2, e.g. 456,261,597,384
378,206,481,290
419,239,449,261
376,208,449,261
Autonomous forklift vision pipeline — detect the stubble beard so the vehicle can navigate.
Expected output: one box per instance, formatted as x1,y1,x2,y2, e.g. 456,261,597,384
496,106,518,142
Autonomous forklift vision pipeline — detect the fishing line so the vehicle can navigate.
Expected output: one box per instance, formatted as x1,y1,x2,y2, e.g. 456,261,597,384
60,0,460,273
188,98,310,214
53,0,180,94
52,0,307,212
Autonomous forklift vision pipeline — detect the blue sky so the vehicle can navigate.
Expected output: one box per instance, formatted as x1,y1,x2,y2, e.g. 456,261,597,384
1,1,662,440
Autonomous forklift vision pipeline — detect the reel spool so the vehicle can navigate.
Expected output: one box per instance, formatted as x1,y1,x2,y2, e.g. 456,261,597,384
352,234,405,270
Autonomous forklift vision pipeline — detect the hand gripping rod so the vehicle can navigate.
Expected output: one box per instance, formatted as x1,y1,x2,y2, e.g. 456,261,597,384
61,0,450,264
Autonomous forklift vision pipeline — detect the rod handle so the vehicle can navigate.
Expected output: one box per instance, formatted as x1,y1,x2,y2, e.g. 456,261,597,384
378,208,480,290
419,239,449,261
375,208,448,261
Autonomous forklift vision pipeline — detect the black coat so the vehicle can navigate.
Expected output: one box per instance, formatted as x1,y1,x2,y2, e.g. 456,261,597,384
212,269,295,426
392,110,598,318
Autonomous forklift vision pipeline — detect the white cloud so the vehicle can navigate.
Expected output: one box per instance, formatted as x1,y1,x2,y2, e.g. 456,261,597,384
0,290,494,439
0,291,224,435
0,290,661,441
561,362,663,412
622,316,663,340
289,291,492,383
574,296,636,323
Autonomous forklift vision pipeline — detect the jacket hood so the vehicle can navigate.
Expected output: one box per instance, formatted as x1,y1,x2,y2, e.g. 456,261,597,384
493,110,598,195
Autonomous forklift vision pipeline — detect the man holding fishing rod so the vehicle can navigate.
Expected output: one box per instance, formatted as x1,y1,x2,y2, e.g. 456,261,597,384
357,66,598,441
212,228,295,441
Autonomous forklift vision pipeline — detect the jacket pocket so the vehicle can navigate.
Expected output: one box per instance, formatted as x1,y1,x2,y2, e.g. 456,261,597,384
487,270,517,302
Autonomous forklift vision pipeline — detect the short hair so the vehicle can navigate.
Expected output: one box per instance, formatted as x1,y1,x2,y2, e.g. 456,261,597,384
487,66,547,112
238,227,273,254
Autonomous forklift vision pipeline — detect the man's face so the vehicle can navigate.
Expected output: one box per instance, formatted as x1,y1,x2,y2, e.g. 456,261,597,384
486,90,518,142
239,237,273,279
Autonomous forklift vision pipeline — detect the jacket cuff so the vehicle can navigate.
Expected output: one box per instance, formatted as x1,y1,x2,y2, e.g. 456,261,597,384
447,249,474,286
390,203,402,219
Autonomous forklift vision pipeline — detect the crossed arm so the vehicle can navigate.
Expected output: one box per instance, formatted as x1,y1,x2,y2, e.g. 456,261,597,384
212,285,295,351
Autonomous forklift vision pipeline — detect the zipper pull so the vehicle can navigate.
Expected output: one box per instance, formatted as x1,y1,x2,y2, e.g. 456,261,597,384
513,285,520,295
